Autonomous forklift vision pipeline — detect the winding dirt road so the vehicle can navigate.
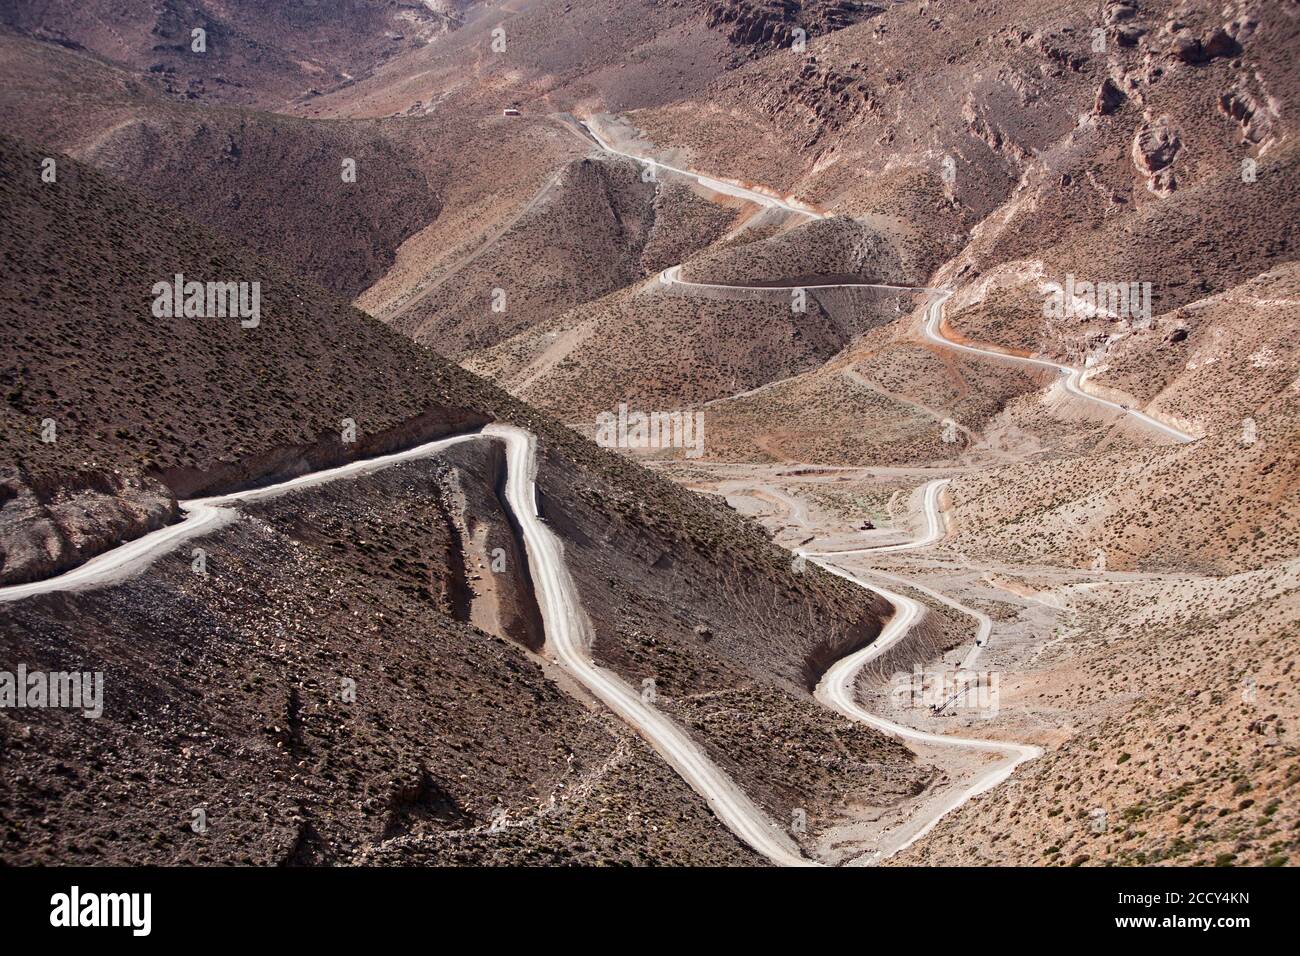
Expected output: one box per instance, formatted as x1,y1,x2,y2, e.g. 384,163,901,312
572,116,1152,860
918,294,1196,443
659,267,1195,443
799,481,1041,860
3,115,1192,867
487,423,810,866
0,425,810,866
0,432,487,604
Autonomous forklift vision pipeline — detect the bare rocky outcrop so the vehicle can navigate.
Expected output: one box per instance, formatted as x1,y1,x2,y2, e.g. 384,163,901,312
1166,23,1242,65
1218,84,1274,146
962,95,1032,167
1131,116,1181,194
704,0,882,52
1028,32,1086,73
1094,77,1127,115
752,55,875,147
433,438,546,651
1103,0,1140,25
0,467,176,585
1202,26,1242,59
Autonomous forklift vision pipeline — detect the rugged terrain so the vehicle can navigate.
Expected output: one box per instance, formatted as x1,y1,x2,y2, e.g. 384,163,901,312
1,0,1296,868
0,135,920,865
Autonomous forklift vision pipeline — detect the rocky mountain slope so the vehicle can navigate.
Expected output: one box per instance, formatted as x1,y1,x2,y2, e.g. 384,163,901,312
2,0,1296,870
896,559,1299,868
0,32,446,299
0,135,913,865
0,0,462,107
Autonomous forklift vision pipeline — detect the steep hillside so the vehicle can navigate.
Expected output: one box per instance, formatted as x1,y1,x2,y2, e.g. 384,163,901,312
0,33,446,299
0,133,483,584
1,441,762,866
388,153,751,356
896,560,1300,867
0,0,460,107
0,135,912,865
389,155,659,352
678,215,911,286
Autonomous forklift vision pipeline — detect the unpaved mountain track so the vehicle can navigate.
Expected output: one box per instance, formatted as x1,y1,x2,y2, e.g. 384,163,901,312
658,269,1196,444
799,481,1041,861
561,115,1191,441
486,424,811,865
0,423,1024,865
710,473,1033,860
0,432,490,603
575,120,824,219
0,425,810,866
568,118,1213,860
3,116,1199,867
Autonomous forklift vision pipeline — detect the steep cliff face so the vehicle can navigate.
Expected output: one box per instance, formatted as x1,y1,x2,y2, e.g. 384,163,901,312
705,0,882,53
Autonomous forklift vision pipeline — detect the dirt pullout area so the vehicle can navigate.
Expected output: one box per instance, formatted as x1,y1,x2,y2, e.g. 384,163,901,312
0,450,758,866
896,562,1300,867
